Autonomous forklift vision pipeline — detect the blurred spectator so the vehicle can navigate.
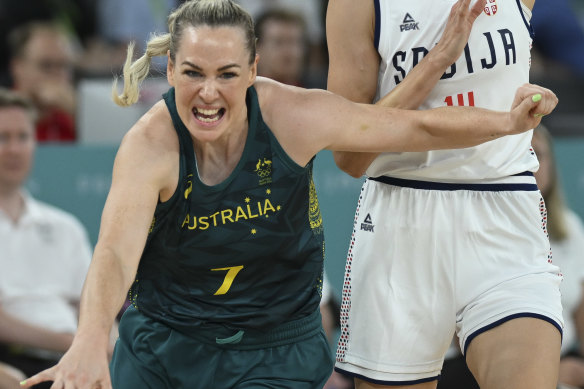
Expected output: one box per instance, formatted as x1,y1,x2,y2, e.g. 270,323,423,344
530,0,584,80
0,88,92,387
236,0,324,45
255,8,324,88
8,22,78,142
88,0,180,75
236,0,328,86
533,124,584,389
0,0,97,87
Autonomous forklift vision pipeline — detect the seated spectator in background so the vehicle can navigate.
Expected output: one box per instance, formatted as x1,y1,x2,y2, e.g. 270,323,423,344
530,0,584,81
91,0,180,75
0,0,98,87
236,0,324,45
438,124,584,389
8,22,78,142
237,0,328,87
255,8,318,87
0,88,92,387
533,124,584,389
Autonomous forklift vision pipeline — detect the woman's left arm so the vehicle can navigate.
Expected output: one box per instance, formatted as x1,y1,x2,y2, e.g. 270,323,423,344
259,79,557,167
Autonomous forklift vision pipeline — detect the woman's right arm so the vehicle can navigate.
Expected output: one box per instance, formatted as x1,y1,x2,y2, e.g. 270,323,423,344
21,107,176,389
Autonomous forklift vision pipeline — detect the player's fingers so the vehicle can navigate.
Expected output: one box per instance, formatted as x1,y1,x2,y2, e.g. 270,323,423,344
470,0,487,20
511,83,550,110
541,88,558,115
509,95,544,132
531,88,558,117
62,379,77,389
20,367,56,388
448,0,462,18
457,0,471,13
51,378,65,389
513,93,542,121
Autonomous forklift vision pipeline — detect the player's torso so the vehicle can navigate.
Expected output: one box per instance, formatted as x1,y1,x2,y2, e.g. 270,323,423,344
369,0,538,181
132,87,325,332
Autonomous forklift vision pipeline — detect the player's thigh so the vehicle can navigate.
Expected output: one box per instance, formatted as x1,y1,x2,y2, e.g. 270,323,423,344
236,329,333,389
355,378,437,389
465,317,561,389
110,340,169,389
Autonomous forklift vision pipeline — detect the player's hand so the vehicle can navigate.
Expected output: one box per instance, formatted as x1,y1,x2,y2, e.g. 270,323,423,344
435,0,487,63
20,337,112,389
508,83,558,134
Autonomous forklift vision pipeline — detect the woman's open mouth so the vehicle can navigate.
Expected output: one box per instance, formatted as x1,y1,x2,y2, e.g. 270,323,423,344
193,107,226,123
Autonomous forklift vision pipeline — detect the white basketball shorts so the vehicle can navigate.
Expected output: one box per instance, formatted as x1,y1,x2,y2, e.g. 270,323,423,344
334,174,564,385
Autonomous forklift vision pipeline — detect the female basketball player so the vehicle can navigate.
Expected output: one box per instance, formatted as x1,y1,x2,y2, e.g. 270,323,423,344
21,0,555,388
327,0,564,387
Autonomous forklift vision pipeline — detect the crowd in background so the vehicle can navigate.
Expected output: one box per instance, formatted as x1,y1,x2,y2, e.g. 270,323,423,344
0,0,583,142
0,0,584,388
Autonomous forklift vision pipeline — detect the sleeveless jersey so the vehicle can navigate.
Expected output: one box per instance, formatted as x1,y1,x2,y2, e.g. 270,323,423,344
129,87,325,334
367,0,538,182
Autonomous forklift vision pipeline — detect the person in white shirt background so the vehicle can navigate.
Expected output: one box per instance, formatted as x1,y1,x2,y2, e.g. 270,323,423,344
0,88,93,389
533,124,584,389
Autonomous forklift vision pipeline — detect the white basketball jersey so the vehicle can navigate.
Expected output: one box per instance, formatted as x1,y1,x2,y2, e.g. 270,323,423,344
367,0,538,182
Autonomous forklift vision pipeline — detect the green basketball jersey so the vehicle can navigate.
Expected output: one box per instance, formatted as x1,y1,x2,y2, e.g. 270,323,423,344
129,87,325,335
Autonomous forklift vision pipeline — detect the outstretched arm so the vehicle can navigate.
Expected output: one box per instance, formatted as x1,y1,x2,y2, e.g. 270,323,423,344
258,79,557,167
327,0,486,177
21,107,175,389
324,84,554,155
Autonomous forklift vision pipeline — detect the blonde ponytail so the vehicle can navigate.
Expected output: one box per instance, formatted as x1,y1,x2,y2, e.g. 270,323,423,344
112,34,171,107
111,0,256,106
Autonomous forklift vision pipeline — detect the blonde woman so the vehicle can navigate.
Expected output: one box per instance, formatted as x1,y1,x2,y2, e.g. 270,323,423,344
22,1,555,388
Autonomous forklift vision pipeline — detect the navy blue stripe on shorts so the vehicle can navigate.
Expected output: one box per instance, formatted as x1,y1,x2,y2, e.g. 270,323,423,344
370,172,538,192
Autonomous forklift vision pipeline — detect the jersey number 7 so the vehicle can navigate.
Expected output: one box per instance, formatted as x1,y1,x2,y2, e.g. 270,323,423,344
211,265,244,295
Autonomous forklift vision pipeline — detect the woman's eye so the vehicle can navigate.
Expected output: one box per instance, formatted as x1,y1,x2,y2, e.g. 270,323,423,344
221,72,237,79
185,70,201,77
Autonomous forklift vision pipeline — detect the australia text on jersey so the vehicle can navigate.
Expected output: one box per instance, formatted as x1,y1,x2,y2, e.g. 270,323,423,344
181,197,281,231
392,28,519,84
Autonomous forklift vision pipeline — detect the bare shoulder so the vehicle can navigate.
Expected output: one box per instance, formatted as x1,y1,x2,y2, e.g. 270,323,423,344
254,77,330,117
126,100,178,152
114,100,179,189
252,77,345,166
254,77,295,124
253,76,283,105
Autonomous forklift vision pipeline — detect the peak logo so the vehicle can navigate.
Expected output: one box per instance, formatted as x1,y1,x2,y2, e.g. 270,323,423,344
400,13,419,32
360,213,375,232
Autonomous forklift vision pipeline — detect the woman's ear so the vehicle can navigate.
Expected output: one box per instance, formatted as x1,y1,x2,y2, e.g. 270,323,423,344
248,53,260,86
167,50,175,86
